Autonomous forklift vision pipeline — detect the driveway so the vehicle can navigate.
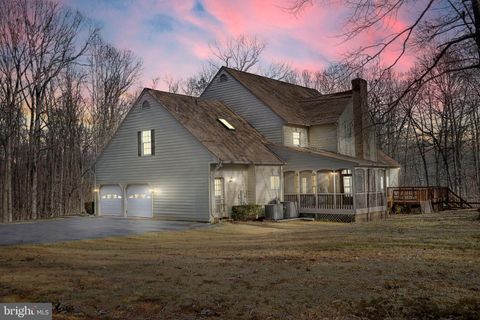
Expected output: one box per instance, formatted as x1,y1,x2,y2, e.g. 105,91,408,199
0,216,209,245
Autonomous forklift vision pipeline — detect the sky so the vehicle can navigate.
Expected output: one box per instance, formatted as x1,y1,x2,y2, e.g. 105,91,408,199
60,0,413,90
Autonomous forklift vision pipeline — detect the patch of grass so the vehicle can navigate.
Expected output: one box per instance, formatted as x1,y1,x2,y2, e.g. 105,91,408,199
0,210,479,319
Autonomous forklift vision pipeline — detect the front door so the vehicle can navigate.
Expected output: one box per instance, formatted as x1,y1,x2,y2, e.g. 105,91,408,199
214,177,226,218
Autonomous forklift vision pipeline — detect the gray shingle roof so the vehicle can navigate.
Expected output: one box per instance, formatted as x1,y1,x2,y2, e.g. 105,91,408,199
146,89,283,165
222,67,351,126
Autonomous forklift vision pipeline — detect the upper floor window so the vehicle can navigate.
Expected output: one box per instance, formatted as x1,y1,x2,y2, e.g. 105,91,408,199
293,131,301,146
138,130,155,156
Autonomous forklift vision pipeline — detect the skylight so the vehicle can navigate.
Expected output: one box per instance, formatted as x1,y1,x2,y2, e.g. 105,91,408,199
218,118,235,130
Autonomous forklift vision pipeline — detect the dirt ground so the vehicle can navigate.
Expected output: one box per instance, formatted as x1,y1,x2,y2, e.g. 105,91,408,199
0,210,479,319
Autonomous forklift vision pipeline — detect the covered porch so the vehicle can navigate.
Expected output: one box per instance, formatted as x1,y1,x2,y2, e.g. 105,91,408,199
284,167,387,221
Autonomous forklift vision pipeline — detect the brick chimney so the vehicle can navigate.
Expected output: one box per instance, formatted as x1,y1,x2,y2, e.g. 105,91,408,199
352,78,377,161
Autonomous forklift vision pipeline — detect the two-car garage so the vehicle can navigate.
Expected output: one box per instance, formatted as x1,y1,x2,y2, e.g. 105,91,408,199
99,185,152,218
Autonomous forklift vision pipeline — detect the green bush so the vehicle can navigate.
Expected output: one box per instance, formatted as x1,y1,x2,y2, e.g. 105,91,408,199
231,205,263,221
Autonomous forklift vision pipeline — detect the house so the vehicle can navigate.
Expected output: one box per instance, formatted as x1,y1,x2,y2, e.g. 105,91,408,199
201,67,400,222
94,89,283,222
94,67,400,222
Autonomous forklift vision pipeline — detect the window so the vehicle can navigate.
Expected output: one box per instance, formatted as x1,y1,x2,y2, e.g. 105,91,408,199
343,176,352,194
142,101,150,109
270,176,280,190
301,177,307,193
218,118,235,130
293,131,301,146
214,178,223,197
128,193,151,199
102,194,122,200
138,130,155,156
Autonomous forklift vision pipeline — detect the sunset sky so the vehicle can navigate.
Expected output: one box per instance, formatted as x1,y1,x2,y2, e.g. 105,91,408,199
61,0,413,89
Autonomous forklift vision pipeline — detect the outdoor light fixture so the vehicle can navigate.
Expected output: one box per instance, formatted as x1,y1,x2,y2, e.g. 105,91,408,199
228,177,235,183
93,188,99,192
149,188,161,194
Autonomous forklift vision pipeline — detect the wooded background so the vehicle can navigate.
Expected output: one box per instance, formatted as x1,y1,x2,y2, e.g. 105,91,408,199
1,0,479,222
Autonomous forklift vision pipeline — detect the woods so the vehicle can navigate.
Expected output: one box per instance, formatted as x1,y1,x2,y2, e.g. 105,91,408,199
0,0,142,222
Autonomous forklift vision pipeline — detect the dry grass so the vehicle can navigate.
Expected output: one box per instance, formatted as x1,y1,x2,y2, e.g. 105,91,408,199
1,210,479,319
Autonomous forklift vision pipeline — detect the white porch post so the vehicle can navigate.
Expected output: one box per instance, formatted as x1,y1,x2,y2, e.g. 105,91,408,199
296,170,300,207
333,170,337,209
315,171,318,209
352,168,357,214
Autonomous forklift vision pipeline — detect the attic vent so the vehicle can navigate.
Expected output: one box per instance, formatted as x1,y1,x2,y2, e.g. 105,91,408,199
219,74,228,82
218,118,235,130
142,101,150,109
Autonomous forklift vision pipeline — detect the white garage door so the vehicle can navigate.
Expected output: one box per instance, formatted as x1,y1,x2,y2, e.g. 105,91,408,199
127,185,153,217
99,185,123,216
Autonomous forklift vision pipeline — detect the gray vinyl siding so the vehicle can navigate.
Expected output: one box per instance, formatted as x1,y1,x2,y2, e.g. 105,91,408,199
201,71,284,144
309,124,337,152
95,93,215,222
269,145,354,171
254,165,283,204
337,101,355,156
211,164,249,215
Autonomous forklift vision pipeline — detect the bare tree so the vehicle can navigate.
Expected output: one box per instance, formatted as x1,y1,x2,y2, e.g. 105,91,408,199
261,62,298,82
287,0,480,107
12,0,95,219
87,36,142,154
0,0,27,222
208,34,266,72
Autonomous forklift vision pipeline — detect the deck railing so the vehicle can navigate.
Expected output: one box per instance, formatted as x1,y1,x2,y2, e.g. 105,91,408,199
387,187,472,209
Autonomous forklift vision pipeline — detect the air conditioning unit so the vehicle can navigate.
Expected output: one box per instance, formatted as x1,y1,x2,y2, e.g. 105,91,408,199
264,204,284,220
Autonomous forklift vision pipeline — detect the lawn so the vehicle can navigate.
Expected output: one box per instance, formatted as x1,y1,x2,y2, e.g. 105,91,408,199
0,210,479,319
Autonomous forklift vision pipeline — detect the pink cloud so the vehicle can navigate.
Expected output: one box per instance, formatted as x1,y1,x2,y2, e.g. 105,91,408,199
60,0,417,89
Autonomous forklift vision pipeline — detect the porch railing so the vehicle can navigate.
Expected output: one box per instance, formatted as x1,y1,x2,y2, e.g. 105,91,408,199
285,193,356,210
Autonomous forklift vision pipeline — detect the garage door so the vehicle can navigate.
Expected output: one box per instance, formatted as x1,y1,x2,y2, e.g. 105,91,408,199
99,185,123,216
126,185,153,217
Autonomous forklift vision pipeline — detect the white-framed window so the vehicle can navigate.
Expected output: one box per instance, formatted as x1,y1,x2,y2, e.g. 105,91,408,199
270,175,280,190
343,176,352,194
139,130,154,156
301,177,307,193
293,131,301,146
214,178,224,197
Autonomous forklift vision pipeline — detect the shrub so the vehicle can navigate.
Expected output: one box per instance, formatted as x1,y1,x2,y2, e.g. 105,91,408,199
231,204,263,221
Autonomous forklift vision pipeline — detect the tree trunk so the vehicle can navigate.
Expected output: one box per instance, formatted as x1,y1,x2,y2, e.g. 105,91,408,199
2,138,13,222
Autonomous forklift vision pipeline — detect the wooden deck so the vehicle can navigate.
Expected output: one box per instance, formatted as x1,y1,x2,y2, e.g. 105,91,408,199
387,187,472,211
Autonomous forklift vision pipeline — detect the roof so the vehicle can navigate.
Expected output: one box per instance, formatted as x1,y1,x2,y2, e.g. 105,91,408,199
222,67,352,126
222,67,321,125
269,144,397,168
377,150,401,168
299,91,352,125
145,89,283,165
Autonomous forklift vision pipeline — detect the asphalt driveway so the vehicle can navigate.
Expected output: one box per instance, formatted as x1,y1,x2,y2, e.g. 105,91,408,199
0,216,208,245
